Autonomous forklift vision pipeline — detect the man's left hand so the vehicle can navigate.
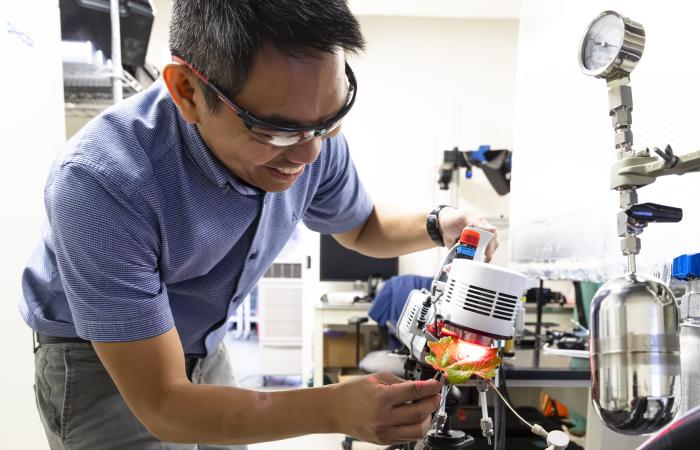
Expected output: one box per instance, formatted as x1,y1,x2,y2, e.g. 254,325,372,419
438,206,499,262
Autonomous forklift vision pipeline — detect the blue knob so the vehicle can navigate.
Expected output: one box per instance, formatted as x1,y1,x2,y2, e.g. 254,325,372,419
672,253,700,280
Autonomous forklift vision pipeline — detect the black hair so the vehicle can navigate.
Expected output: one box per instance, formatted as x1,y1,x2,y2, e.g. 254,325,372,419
169,0,365,112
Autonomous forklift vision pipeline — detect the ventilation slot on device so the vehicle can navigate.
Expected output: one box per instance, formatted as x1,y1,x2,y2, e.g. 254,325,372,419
462,285,497,318
405,304,419,330
458,285,520,322
492,293,518,320
445,280,456,303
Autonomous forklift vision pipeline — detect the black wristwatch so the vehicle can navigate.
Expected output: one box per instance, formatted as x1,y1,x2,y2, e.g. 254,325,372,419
426,205,452,247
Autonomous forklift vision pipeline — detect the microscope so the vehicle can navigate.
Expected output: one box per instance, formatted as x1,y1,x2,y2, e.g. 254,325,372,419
580,10,700,439
396,227,570,450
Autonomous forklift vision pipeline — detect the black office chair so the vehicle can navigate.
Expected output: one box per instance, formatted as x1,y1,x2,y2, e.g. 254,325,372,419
348,316,407,378
349,275,433,378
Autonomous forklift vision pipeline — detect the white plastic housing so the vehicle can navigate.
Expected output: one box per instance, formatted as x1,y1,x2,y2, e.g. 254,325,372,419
396,289,434,360
470,228,494,263
442,259,527,339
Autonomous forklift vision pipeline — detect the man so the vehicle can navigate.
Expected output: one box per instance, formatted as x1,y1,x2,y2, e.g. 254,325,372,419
21,1,498,448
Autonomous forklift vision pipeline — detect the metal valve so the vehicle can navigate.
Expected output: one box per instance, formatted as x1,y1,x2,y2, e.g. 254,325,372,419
618,202,683,236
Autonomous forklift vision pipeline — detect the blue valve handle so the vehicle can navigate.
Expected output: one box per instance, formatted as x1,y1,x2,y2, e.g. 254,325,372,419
672,253,700,281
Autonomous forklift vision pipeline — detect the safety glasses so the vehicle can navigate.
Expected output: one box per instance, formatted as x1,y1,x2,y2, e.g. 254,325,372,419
172,54,357,147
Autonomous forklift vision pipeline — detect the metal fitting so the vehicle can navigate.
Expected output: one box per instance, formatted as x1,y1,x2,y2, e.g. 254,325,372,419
611,109,632,129
434,412,448,433
608,84,633,111
617,211,629,237
681,292,700,321
615,128,634,147
621,235,641,255
619,189,638,209
617,211,645,236
480,417,494,445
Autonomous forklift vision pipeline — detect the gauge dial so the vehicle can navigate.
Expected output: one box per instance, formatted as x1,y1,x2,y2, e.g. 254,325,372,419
580,11,645,79
582,13,624,73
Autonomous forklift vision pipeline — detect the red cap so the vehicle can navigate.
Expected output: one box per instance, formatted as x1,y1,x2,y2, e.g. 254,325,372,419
459,229,481,246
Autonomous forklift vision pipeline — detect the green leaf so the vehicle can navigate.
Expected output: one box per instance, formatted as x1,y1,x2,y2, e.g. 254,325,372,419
426,336,501,384
445,367,475,384
427,336,454,365
425,355,439,368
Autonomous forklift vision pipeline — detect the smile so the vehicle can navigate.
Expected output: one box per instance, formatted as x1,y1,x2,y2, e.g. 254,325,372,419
271,165,304,176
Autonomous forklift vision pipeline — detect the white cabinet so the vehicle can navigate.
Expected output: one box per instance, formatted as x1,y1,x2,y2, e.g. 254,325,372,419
257,269,304,376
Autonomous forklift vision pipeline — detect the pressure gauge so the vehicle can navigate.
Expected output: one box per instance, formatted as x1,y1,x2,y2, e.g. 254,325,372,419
580,11,645,79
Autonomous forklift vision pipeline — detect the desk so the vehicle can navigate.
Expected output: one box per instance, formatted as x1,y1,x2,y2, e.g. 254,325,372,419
313,302,375,387
502,347,590,387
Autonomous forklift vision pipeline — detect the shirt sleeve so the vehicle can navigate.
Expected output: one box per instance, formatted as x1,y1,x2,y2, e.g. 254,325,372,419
302,133,374,234
46,160,174,342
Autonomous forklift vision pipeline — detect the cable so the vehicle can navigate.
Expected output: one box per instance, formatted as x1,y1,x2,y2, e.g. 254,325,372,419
497,361,514,408
491,365,506,450
485,379,534,429
492,388,503,450
431,242,460,293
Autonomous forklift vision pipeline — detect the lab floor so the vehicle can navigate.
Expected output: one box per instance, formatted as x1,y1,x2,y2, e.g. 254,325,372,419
224,330,384,450
248,435,383,450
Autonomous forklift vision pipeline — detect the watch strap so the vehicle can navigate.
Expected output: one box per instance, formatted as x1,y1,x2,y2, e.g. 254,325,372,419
426,205,451,247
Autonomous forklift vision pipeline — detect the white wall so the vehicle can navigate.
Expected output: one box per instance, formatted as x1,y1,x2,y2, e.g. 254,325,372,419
344,16,519,273
146,0,172,70
349,0,521,20
1,0,64,448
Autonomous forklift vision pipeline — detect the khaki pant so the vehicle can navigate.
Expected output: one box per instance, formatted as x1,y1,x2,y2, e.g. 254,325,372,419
34,339,247,450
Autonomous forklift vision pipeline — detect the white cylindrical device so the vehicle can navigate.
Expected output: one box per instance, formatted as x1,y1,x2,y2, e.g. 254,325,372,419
442,259,527,340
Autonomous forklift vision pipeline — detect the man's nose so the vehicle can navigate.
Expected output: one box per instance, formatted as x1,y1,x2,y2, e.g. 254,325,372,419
286,136,322,165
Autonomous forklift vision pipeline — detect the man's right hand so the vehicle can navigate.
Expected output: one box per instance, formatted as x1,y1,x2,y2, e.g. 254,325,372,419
330,372,442,445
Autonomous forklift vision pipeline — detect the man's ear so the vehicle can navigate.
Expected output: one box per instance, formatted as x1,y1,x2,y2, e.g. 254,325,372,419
162,63,200,124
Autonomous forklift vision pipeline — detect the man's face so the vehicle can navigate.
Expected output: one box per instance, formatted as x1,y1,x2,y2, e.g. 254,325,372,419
195,49,349,192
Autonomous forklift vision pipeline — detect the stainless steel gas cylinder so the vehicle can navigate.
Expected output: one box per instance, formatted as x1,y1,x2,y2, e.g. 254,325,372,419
590,273,680,435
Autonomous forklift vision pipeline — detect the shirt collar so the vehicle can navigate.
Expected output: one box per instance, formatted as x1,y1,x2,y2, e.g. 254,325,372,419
177,113,263,196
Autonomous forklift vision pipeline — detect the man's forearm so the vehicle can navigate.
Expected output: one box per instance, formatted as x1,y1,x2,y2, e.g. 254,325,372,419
343,203,434,258
152,383,339,445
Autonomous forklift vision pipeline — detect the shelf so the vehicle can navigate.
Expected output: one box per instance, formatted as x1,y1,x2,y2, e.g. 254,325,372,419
63,61,143,118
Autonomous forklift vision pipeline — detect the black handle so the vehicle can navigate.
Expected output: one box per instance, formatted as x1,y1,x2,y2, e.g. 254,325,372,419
626,202,683,224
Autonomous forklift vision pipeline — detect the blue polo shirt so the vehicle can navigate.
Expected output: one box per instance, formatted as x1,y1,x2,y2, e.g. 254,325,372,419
20,79,373,356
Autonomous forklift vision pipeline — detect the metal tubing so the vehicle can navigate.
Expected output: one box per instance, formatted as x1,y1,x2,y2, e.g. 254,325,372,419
628,253,637,274
110,0,123,103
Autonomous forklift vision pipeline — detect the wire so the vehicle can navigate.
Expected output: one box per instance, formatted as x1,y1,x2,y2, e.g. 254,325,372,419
498,361,514,406
485,379,534,429
431,300,440,340
431,242,460,293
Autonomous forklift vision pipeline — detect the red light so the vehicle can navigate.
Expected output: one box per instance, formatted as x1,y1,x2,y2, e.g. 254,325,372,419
455,340,489,363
